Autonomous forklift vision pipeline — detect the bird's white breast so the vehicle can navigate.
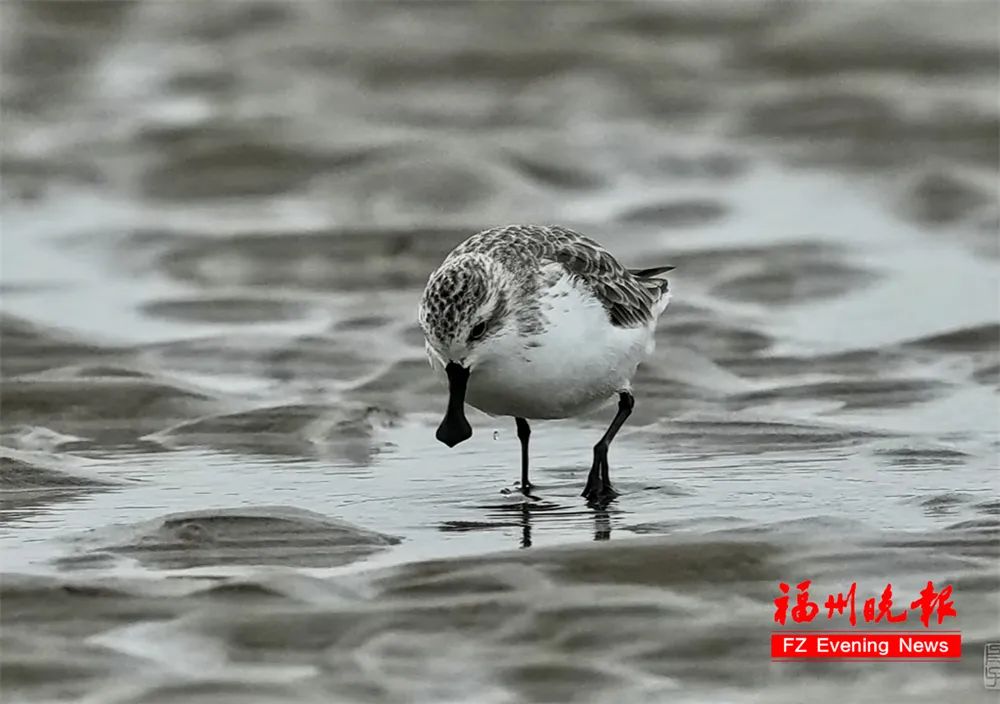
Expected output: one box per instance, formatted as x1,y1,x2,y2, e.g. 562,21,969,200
463,268,657,420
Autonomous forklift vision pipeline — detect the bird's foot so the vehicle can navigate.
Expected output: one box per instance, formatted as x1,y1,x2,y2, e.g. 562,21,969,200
581,473,618,507
503,481,538,500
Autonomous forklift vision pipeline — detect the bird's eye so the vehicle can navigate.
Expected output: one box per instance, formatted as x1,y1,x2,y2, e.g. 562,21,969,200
469,321,487,341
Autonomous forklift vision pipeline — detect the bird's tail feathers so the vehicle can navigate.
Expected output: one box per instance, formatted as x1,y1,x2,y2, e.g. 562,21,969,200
630,265,675,278
629,265,673,315
629,265,673,293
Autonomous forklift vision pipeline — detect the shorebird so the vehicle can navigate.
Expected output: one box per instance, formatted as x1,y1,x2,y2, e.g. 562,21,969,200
418,225,672,505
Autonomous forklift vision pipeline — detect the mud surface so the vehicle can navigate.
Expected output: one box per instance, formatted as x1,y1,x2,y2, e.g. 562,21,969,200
1,2,998,702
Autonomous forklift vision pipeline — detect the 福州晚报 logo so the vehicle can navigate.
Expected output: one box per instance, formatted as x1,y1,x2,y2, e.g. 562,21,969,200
770,580,960,660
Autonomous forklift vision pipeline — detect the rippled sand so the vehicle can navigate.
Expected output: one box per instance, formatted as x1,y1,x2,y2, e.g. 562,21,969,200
1,2,998,702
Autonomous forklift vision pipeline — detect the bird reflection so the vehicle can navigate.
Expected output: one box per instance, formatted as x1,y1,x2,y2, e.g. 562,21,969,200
511,500,613,548
593,508,611,541
520,501,532,548
445,487,616,550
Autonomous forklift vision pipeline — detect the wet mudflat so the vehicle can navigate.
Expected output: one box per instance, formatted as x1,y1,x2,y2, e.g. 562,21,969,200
1,2,998,702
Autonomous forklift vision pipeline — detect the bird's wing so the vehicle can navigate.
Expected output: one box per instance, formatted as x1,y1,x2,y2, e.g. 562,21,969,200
451,225,671,328
545,230,660,328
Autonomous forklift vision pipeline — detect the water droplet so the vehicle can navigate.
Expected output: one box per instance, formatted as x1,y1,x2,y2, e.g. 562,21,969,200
492,430,500,440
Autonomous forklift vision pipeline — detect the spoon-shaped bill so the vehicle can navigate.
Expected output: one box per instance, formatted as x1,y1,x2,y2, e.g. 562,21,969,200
436,362,472,447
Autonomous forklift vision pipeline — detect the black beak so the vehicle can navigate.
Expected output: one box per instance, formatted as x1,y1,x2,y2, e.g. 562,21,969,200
436,362,472,448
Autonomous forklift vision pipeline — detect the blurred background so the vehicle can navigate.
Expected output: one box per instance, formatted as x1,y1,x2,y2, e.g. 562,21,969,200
1,2,998,703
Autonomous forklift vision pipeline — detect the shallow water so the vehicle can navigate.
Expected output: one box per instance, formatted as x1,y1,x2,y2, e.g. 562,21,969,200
1,1,998,702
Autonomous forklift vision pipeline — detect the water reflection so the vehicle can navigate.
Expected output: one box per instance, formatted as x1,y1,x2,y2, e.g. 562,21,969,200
440,496,616,549
593,508,612,542
513,505,612,548
520,502,532,548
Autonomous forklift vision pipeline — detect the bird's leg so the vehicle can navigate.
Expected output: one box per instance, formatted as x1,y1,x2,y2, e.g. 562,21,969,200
582,392,634,505
515,417,532,492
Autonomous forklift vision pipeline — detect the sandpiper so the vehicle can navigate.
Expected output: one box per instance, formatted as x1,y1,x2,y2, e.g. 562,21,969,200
418,225,672,504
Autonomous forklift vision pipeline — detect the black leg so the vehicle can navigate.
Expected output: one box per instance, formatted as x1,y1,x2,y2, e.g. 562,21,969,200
582,392,634,505
515,417,531,491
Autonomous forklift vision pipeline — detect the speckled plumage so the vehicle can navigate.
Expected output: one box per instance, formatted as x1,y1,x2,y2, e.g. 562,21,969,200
419,255,491,345
421,225,670,340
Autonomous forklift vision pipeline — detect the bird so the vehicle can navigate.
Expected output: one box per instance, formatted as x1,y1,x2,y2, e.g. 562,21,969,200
417,225,672,505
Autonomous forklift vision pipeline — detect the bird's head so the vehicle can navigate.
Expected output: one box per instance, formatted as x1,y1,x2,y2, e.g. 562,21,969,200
418,253,513,447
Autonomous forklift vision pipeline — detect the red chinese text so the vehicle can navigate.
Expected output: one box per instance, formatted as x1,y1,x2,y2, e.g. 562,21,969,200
774,581,956,627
